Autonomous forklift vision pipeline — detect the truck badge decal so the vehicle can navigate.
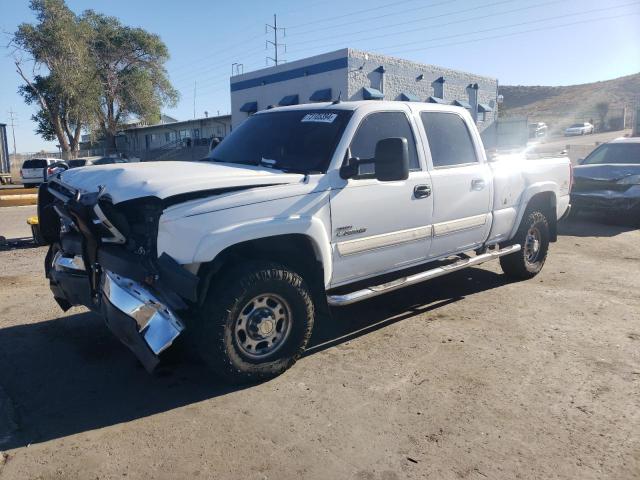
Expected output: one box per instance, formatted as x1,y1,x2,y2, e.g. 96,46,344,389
336,225,367,237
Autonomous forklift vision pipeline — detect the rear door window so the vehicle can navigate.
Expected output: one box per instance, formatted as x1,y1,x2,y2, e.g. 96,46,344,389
420,112,478,168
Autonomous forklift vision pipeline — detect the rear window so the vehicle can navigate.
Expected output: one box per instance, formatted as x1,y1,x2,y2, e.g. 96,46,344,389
68,160,87,167
23,159,47,169
93,158,117,165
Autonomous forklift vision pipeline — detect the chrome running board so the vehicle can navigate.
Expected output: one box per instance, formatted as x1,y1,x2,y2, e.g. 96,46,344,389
327,244,521,306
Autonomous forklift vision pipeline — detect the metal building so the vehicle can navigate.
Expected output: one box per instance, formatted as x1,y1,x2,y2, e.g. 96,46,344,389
230,48,498,130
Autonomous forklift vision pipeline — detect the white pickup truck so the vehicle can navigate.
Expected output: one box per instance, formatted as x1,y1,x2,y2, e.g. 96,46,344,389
39,101,572,383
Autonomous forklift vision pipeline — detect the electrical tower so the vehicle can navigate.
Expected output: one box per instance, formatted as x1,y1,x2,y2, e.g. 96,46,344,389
266,14,286,66
7,109,17,155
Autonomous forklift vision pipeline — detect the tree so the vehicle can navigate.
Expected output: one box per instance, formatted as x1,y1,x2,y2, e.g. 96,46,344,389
12,0,96,156
82,11,178,149
12,1,177,155
595,101,609,131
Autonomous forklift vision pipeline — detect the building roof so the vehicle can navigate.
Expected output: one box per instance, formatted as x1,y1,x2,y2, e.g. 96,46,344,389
230,47,497,91
250,100,474,115
123,114,231,132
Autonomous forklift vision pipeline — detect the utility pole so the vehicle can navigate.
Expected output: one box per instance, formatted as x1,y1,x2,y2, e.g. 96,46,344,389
266,14,286,66
193,81,197,119
7,109,17,155
231,63,244,76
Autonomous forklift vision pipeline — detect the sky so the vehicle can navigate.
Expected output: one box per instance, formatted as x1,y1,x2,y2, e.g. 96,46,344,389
0,0,639,153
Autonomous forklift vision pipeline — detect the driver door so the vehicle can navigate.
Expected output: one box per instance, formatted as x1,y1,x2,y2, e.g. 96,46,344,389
329,111,433,286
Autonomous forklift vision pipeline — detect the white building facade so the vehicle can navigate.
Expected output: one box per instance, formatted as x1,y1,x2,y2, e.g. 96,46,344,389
230,48,498,130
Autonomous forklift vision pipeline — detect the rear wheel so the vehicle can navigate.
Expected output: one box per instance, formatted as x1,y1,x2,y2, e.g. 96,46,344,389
193,261,314,384
500,209,550,279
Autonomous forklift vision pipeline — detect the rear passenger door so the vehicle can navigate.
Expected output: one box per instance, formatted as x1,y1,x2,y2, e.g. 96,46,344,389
329,111,433,286
419,111,492,259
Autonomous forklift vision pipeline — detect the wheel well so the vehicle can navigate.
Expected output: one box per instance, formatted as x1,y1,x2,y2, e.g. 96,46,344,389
196,234,326,308
527,192,557,241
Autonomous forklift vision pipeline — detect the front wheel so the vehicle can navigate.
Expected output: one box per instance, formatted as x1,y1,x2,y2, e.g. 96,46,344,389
500,209,550,279
193,261,315,384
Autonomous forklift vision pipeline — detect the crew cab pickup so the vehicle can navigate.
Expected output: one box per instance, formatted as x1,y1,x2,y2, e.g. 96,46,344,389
38,101,572,383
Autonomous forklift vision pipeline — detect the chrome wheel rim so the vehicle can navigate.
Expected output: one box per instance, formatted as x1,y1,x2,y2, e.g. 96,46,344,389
234,293,292,360
524,226,542,264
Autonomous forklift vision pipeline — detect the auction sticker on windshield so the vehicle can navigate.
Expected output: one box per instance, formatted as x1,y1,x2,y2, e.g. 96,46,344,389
301,113,338,123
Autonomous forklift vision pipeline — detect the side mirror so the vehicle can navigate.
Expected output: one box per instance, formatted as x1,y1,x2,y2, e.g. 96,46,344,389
577,157,584,165
339,156,359,179
374,137,409,182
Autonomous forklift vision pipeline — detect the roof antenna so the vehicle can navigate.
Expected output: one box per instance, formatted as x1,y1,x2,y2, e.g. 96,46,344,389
332,91,342,104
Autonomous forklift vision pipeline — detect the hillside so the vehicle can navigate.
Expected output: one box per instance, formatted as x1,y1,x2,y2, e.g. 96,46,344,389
498,73,640,131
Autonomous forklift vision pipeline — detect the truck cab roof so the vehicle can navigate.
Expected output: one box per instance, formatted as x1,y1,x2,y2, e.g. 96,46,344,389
255,100,471,115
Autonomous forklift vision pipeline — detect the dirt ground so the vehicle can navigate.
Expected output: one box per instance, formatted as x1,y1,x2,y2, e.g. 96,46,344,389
0,206,638,480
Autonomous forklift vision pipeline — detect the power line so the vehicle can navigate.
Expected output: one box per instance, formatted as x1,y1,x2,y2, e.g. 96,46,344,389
168,32,266,71
176,14,636,121
169,45,265,83
286,1,640,56
385,11,639,57
287,0,418,29
7,109,17,155
287,0,461,38
171,0,503,87
266,14,286,65
290,0,519,46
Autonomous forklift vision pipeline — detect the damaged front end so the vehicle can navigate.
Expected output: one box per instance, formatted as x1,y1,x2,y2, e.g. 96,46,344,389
39,178,199,372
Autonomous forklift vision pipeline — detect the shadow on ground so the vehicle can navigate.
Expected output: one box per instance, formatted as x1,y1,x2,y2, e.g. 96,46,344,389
558,214,637,238
0,268,509,450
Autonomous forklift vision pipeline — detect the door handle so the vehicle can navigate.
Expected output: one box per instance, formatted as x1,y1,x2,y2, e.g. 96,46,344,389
414,184,431,199
471,179,486,190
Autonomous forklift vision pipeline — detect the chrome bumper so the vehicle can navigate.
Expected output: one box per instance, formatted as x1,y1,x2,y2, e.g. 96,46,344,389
102,271,184,355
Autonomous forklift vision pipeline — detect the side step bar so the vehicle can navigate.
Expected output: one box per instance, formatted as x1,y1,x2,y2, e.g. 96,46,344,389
327,244,521,306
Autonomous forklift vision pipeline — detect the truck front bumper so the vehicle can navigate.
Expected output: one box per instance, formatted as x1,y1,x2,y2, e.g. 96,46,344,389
50,253,184,372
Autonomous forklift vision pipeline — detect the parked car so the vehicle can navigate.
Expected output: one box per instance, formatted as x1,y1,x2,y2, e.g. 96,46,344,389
38,101,571,383
571,137,640,217
68,157,127,168
564,122,594,136
20,158,64,187
528,122,548,138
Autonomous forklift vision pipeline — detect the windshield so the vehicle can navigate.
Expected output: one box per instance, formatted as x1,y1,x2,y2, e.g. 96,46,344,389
569,123,584,128
204,109,353,173
582,143,640,165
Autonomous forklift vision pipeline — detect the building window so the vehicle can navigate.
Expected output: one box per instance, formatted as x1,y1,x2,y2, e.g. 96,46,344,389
217,126,223,136
165,132,170,142
194,128,200,139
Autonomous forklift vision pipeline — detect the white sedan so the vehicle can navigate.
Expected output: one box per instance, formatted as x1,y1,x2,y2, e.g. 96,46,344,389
564,122,594,136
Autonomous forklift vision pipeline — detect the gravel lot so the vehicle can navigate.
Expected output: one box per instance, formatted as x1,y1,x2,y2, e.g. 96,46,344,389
0,205,638,480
